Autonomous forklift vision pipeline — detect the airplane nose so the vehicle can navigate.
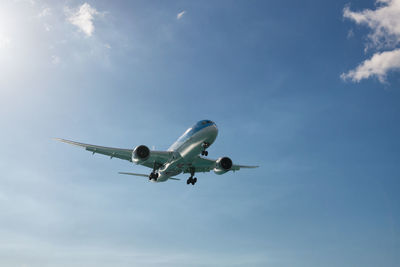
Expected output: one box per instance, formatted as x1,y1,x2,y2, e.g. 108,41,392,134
212,124,218,137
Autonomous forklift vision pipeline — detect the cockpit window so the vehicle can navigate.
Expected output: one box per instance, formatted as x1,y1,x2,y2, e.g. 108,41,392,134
202,121,207,125
206,120,212,124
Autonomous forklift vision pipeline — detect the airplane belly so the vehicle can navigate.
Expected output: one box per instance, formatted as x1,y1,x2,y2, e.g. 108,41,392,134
156,176,169,182
177,126,217,162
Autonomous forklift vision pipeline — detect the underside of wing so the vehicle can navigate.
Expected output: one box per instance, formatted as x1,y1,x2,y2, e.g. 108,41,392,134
183,156,215,173
55,138,133,161
138,151,173,169
55,138,172,167
185,156,259,173
119,172,180,181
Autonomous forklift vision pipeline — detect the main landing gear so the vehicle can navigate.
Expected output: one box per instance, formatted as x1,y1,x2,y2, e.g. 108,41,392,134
186,168,197,185
149,162,159,181
187,176,197,185
201,142,210,156
149,172,158,181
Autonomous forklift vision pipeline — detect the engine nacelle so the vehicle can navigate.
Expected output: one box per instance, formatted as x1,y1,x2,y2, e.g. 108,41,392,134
132,145,150,163
213,157,233,175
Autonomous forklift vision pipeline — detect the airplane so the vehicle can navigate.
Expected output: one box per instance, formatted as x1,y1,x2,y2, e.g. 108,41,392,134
55,120,258,185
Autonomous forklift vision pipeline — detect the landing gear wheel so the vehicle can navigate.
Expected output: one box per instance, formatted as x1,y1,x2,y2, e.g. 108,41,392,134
201,142,210,156
149,172,158,181
187,167,197,185
187,177,197,185
201,151,209,156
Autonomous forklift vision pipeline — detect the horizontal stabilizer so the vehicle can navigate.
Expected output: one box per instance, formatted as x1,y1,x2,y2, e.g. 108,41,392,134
118,172,148,177
236,165,259,168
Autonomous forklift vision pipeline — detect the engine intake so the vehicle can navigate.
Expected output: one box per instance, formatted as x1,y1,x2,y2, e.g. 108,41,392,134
214,157,233,175
132,145,150,163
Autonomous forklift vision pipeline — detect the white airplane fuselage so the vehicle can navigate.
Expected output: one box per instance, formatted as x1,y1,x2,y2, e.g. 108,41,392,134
155,121,218,182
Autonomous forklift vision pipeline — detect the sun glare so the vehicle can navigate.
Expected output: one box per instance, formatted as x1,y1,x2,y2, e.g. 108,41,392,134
0,1,36,93
0,7,13,50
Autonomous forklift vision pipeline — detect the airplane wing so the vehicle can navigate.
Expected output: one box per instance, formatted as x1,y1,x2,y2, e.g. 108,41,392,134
184,156,259,173
54,138,172,168
118,172,180,180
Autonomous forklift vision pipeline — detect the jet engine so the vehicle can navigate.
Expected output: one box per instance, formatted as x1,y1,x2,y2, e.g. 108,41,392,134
214,157,233,175
132,145,150,163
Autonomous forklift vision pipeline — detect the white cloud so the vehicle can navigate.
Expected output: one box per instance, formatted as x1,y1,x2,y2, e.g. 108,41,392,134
44,23,51,32
38,7,51,18
341,48,400,82
66,3,100,37
343,0,400,49
13,0,35,5
342,0,400,83
51,55,60,65
0,35,11,48
177,10,186,20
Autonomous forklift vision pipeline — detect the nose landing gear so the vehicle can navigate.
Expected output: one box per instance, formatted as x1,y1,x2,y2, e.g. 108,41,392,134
201,142,210,156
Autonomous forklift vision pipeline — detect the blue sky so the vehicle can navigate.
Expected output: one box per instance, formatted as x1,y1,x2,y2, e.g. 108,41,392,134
0,0,399,266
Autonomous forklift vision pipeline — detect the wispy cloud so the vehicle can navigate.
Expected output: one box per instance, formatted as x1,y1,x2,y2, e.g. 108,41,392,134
37,7,51,18
0,35,11,49
347,28,354,39
66,3,101,37
43,23,51,32
13,0,35,5
341,0,400,83
51,55,60,65
177,10,186,20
